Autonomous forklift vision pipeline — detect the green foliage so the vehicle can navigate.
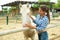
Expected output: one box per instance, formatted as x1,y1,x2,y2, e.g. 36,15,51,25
2,8,8,14
53,13,59,17
2,6,16,16
53,0,60,8
2,8,7,16
10,6,16,10
53,4,58,8
38,0,50,2
57,0,60,8
32,4,40,8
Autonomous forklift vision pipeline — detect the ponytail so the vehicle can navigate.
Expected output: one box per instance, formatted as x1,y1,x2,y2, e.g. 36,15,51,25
40,6,50,22
46,10,50,23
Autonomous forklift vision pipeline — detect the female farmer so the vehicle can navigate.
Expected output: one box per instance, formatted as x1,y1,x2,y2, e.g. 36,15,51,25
24,5,50,40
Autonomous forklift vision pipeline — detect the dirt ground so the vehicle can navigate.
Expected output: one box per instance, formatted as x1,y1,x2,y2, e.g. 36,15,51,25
0,16,60,40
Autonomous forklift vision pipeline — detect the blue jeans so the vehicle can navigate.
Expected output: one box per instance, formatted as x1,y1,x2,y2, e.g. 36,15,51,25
38,31,48,40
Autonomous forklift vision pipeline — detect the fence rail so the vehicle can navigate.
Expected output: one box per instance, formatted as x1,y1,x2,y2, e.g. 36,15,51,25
0,22,60,36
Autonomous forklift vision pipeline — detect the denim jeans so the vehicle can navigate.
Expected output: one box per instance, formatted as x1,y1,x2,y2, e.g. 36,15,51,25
38,31,48,40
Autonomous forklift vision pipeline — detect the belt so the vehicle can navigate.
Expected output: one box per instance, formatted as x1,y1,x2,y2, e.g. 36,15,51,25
37,30,47,34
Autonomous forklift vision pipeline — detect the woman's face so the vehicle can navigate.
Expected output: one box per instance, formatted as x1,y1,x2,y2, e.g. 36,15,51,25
39,8,45,16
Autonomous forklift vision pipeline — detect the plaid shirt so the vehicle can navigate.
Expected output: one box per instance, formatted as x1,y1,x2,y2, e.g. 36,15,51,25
33,14,49,31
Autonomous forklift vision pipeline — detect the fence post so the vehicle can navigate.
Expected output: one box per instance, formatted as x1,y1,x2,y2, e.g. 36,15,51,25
6,16,8,25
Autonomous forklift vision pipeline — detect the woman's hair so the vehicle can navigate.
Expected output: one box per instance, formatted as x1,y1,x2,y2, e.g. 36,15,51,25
40,5,50,22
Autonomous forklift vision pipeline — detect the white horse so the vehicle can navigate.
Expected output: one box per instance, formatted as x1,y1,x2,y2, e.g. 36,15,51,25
20,4,35,40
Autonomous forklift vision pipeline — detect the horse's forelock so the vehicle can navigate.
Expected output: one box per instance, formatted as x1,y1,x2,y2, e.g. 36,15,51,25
20,4,31,14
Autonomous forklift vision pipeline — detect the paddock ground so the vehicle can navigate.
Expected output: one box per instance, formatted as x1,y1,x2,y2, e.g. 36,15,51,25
0,16,60,40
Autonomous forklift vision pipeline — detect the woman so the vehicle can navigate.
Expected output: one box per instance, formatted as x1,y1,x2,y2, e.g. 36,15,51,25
24,6,50,40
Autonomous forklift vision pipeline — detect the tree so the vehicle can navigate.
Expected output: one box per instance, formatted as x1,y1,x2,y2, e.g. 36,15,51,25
32,4,39,8
53,0,60,8
38,0,50,2
2,6,16,16
2,8,8,16
57,0,60,8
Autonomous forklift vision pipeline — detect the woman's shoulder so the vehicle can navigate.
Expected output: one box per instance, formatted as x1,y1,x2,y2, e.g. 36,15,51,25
43,16,49,21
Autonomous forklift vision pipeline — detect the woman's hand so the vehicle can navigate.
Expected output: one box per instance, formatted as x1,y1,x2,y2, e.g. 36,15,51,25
24,23,31,27
24,23,36,29
28,13,34,21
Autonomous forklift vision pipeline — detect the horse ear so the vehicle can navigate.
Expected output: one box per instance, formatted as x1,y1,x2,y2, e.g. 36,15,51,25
26,3,29,8
19,3,22,7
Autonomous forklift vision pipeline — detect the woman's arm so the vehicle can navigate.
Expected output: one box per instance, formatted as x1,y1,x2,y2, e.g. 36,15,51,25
25,23,36,29
25,16,49,31
25,23,47,32
28,13,38,24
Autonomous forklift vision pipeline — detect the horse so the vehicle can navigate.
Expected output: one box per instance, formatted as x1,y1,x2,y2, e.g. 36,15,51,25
20,4,36,40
